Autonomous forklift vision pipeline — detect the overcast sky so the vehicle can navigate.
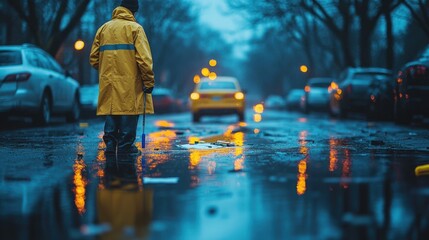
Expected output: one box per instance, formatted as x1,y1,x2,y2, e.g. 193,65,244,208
191,0,252,59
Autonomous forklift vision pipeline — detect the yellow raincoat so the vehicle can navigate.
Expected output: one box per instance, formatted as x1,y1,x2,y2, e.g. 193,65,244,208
89,6,155,115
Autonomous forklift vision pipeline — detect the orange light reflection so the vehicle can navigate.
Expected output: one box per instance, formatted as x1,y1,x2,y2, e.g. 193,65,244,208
155,120,175,128
136,155,144,190
298,118,307,123
234,157,245,171
341,149,351,189
296,160,307,195
329,138,338,172
73,143,87,215
188,136,201,144
297,131,309,195
140,130,177,170
208,161,216,175
188,126,246,178
254,114,262,123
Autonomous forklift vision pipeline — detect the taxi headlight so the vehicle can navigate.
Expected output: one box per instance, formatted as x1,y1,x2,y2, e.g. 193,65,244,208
190,92,200,100
234,92,244,100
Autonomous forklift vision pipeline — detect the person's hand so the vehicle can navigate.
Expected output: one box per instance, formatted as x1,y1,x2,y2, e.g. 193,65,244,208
143,87,153,94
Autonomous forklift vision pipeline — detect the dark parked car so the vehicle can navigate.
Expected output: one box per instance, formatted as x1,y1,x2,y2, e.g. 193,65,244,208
153,87,183,113
302,78,335,113
393,59,429,123
330,68,392,117
367,76,395,120
0,44,80,124
79,84,99,117
285,89,305,111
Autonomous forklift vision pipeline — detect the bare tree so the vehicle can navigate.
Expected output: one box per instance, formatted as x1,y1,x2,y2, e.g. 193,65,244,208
402,0,429,37
381,0,403,68
6,0,92,57
135,0,208,90
138,0,197,74
354,0,401,67
302,0,355,67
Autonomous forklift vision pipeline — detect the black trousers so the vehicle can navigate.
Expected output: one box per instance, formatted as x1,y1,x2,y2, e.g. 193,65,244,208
103,115,139,150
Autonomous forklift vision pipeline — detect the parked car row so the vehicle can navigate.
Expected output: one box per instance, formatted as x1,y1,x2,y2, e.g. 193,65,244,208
394,58,429,123
329,68,393,118
285,58,429,124
0,44,187,126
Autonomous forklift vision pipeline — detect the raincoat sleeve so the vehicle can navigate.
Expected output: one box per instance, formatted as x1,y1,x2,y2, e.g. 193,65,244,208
89,28,102,70
134,26,155,89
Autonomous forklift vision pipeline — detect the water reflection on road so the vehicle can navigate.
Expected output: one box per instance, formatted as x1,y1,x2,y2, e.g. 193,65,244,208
1,115,429,240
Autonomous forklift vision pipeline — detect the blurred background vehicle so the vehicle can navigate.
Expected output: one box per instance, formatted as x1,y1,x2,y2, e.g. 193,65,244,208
79,84,99,117
394,58,429,124
285,89,305,111
302,78,335,113
0,44,80,125
152,87,185,114
366,76,395,120
329,68,392,117
264,95,286,110
190,76,245,122
79,86,185,117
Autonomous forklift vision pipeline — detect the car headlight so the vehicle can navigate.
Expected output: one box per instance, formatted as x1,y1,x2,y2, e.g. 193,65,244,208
234,92,244,100
190,92,200,100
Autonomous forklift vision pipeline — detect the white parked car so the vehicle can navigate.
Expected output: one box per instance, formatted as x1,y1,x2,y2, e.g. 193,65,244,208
264,95,286,110
285,89,305,111
0,44,80,124
302,78,335,113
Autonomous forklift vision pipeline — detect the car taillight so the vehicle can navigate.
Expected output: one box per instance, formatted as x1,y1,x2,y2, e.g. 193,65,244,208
304,85,311,92
3,72,31,82
161,97,174,104
234,92,244,100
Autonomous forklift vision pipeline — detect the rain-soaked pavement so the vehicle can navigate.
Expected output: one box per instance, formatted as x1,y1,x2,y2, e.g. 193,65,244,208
1,110,429,240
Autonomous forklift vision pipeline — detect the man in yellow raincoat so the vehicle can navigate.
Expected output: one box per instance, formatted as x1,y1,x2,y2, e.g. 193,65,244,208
90,0,155,155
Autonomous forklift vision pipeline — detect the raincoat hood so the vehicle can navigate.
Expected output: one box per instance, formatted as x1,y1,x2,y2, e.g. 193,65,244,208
112,6,136,22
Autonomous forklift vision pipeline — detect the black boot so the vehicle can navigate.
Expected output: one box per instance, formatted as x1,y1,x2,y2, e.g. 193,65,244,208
105,141,116,154
118,145,141,155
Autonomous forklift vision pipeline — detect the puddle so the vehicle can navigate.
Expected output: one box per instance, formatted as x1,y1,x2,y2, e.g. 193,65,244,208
2,122,429,240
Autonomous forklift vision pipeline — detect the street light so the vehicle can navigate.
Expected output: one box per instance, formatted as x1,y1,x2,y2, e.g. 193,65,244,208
74,40,85,51
201,68,210,77
74,39,85,84
208,72,217,80
193,75,201,84
300,65,308,73
253,104,264,114
209,59,217,67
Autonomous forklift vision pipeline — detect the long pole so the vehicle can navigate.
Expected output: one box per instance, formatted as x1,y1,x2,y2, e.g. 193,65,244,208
141,93,146,149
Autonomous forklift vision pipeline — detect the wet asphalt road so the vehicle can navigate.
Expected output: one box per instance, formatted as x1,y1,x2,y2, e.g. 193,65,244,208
1,110,429,240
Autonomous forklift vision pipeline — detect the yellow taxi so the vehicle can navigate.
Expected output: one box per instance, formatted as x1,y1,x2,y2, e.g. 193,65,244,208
190,77,245,122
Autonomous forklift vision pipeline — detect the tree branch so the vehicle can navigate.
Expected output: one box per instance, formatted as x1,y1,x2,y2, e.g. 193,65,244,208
403,0,429,36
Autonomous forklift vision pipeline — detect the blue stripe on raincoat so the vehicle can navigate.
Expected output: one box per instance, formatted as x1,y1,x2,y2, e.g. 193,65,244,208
100,44,135,52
